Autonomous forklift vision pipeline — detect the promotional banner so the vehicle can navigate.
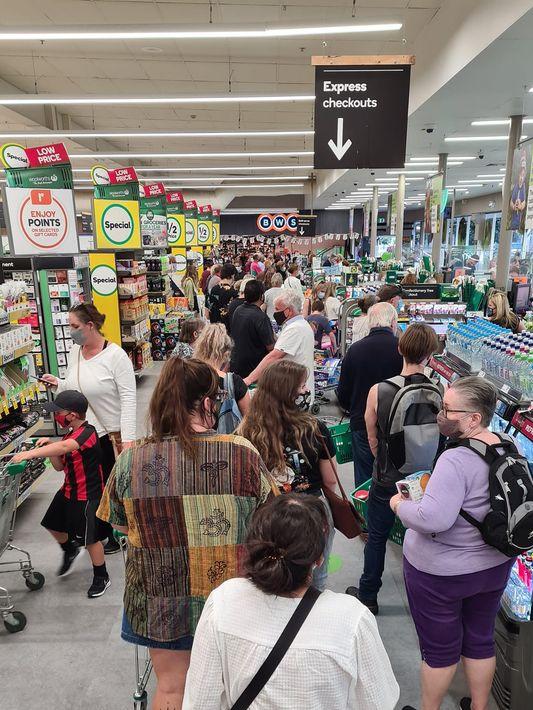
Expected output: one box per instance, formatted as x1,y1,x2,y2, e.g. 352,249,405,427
1,142,70,169
88,251,121,345
424,173,444,235
285,234,348,250
166,192,186,248
91,165,139,200
93,198,141,250
212,209,221,246
184,200,198,247
140,195,167,248
313,58,412,169
3,186,79,255
390,191,398,236
508,141,533,233
197,205,212,247
142,182,166,198
257,212,298,234
363,200,371,238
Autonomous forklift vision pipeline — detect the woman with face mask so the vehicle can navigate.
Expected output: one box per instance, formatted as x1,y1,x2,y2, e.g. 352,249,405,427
390,377,518,710
41,303,136,554
238,359,338,591
97,357,271,710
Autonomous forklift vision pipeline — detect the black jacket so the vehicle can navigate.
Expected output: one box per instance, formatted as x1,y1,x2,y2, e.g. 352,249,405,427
337,327,403,431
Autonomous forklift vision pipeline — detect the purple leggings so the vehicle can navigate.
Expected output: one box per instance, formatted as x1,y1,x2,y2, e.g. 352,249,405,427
403,556,514,668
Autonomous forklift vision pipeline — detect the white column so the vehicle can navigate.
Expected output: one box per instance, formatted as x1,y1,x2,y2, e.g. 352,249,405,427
370,186,379,258
395,174,406,261
431,152,448,269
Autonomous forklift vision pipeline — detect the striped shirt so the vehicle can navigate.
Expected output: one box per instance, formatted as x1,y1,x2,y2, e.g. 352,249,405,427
97,432,271,642
62,422,104,501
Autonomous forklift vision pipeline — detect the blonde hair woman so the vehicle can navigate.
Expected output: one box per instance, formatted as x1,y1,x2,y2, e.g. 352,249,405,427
194,323,250,422
486,289,524,334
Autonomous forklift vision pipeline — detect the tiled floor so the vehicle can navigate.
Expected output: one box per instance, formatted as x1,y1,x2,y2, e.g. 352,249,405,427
1,364,496,709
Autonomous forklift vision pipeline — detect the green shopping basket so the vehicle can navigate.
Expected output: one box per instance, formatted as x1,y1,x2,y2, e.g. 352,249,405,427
327,421,353,464
351,479,406,545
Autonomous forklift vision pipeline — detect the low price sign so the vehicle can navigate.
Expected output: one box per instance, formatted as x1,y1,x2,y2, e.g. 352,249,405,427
1,142,70,169
313,58,412,169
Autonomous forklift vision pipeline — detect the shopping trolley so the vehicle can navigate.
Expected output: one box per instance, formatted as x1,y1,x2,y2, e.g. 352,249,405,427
312,354,342,414
114,530,153,710
0,458,45,634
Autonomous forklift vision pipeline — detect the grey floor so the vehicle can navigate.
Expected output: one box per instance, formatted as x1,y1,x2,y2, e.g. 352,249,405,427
1,364,497,710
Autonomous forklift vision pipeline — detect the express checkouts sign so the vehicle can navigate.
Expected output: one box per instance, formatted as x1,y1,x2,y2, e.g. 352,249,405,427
313,59,412,169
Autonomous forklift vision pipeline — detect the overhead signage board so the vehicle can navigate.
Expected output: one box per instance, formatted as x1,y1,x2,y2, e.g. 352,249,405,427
197,204,212,246
1,142,70,169
296,215,316,238
424,173,443,235
212,209,220,245
401,283,441,300
142,182,166,198
184,200,198,247
3,186,79,256
166,192,185,248
140,195,167,248
93,198,141,250
313,57,412,169
257,213,298,234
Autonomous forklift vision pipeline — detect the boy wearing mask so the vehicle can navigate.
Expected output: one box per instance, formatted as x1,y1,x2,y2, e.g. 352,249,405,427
13,390,110,598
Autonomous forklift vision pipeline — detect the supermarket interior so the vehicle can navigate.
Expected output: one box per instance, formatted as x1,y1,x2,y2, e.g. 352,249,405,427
2,2,533,710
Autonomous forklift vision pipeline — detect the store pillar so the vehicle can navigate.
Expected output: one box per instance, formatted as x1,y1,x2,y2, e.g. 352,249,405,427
431,153,448,269
395,174,406,261
496,115,524,289
370,185,379,258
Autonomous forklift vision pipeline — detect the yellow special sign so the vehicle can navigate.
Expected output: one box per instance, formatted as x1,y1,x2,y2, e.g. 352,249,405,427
167,212,186,247
89,252,121,345
93,198,141,250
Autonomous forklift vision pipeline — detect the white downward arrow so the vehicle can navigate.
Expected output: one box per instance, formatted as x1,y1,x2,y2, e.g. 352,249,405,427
328,117,352,160
299,228,305,235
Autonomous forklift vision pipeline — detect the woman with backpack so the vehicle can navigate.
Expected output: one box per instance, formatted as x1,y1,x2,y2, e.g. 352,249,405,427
194,323,250,430
392,377,525,710
238,359,338,591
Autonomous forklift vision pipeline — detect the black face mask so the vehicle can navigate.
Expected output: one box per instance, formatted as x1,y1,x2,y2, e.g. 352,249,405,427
273,310,288,327
486,307,495,318
295,391,311,411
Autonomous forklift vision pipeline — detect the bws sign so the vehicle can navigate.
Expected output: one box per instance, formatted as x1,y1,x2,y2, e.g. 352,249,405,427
4,187,79,255
93,198,141,250
257,213,298,233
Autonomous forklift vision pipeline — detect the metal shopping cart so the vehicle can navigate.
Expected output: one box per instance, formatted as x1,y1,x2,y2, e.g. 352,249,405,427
114,530,153,710
312,353,342,414
0,458,45,634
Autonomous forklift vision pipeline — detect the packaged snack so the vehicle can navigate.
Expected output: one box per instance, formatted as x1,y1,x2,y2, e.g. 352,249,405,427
396,470,431,502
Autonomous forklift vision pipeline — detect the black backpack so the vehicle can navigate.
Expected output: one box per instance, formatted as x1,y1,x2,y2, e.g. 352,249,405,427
444,434,533,557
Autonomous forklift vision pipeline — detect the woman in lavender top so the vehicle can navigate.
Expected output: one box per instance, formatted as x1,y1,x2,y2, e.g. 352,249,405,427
390,377,516,710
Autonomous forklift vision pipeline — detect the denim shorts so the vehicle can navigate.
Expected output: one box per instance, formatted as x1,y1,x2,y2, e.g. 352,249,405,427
121,612,194,651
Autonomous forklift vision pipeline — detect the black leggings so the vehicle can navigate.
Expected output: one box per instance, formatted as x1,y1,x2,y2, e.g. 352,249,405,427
99,435,116,540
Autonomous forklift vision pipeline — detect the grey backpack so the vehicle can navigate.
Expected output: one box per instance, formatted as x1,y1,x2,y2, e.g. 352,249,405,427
378,373,443,483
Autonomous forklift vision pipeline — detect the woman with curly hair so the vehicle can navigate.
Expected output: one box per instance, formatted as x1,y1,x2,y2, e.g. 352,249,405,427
238,359,338,590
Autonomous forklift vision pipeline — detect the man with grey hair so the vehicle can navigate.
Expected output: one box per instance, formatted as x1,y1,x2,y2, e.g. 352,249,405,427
337,302,403,488
244,289,315,400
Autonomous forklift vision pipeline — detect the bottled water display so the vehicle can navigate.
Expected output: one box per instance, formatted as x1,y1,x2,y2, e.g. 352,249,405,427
447,318,533,398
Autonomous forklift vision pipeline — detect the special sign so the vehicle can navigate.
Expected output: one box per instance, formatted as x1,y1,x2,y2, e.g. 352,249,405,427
3,187,79,255
93,198,141,250
313,58,412,169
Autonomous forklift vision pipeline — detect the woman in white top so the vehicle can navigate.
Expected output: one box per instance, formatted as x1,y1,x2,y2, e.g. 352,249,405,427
351,294,378,344
323,282,342,322
183,494,399,710
282,263,305,295
41,303,136,553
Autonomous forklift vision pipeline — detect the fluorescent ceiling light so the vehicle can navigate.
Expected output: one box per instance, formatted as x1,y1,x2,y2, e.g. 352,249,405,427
71,165,314,173
408,156,476,161
69,151,314,159
75,175,309,183
0,129,314,139
476,174,505,178
0,94,314,106
76,183,305,190
0,23,402,42
406,161,463,167
457,180,486,184
445,135,528,142
387,170,433,175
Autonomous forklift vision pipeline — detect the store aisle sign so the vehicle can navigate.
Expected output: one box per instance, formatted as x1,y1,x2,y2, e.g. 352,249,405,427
166,191,184,205
257,213,298,233
1,142,70,169
424,174,443,235
185,200,198,246
140,195,167,248
212,209,220,245
296,215,316,237
93,198,141,249
167,212,185,247
142,182,166,197
3,186,79,255
89,252,121,345
313,58,412,169
198,205,212,246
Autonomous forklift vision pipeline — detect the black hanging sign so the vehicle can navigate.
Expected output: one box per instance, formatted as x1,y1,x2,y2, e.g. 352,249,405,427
313,58,412,170
296,215,317,238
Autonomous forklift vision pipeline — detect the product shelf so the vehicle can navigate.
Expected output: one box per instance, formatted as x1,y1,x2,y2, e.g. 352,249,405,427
121,313,149,327
0,341,35,367
0,418,43,458
118,290,148,300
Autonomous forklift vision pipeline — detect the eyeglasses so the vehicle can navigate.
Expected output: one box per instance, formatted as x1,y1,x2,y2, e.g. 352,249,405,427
440,408,477,419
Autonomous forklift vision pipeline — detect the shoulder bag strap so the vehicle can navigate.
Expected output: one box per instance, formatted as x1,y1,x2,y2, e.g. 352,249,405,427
230,586,321,710
316,430,349,502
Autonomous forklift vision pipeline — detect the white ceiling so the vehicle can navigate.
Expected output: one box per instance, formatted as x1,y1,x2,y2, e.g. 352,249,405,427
0,1,531,210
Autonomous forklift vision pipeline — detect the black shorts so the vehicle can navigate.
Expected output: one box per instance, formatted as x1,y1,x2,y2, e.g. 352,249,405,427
41,490,107,546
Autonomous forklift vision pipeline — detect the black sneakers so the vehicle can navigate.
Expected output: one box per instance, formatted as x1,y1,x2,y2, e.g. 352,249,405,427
87,576,111,598
345,586,379,615
104,537,121,555
58,545,84,577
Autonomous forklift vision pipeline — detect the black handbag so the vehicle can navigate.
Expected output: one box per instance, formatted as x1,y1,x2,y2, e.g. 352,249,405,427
230,586,321,710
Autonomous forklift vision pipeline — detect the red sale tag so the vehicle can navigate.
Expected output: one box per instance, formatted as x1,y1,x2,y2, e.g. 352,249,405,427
199,204,212,213
185,200,197,209
25,143,70,167
166,191,184,204
142,182,166,197
212,209,220,217
108,166,138,184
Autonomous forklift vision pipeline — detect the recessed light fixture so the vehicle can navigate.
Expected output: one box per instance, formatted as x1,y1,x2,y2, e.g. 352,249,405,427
0,23,402,42
69,150,314,159
141,46,163,54
0,129,314,139
0,94,315,106
445,135,528,142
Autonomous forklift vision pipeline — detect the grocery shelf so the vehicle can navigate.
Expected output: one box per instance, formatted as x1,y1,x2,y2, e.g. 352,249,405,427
122,334,150,348
17,467,48,507
8,306,32,322
116,269,147,278
0,418,43,458
147,290,171,298
0,341,35,367
145,270,169,276
121,313,149,326
118,290,148,300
